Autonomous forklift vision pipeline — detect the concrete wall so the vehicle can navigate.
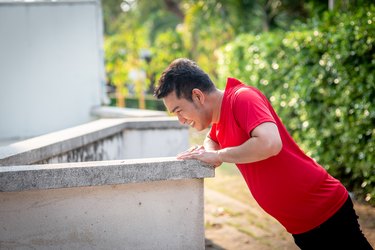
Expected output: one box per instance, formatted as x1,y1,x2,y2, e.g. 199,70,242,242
0,159,214,250
0,117,214,249
0,180,204,250
0,117,189,166
0,0,105,141
0,117,215,249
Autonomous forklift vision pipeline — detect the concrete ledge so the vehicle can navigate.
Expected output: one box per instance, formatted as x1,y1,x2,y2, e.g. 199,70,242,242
91,106,167,118
0,117,186,166
0,158,214,192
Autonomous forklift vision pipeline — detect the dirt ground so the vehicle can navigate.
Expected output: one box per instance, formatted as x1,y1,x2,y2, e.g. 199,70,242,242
203,168,375,250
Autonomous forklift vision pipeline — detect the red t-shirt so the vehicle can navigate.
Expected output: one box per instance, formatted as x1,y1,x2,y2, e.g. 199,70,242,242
209,78,348,234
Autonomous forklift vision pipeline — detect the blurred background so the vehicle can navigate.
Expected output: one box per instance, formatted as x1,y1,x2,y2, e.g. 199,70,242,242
102,0,374,207
102,1,375,247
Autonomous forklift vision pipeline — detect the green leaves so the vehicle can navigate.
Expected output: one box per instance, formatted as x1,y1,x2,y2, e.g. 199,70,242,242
218,5,375,205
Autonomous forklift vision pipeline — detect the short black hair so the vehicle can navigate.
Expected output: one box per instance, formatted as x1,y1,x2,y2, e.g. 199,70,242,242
154,58,215,101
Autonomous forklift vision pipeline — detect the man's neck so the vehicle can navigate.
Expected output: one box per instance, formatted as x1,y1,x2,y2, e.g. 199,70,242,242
210,88,224,124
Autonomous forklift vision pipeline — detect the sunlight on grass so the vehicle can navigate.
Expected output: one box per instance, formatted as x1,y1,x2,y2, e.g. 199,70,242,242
205,162,252,205
227,221,259,239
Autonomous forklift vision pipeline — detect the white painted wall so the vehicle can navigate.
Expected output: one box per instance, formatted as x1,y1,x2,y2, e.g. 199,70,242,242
0,1,105,140
123,129,190,159
0,179,205,250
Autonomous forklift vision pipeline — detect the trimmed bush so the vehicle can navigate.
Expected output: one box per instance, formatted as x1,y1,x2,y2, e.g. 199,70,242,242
217,6,375,205
110,96,166,111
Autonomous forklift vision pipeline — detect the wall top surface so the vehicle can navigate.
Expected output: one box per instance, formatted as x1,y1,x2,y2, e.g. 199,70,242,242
0,117,187,166
0,158,215,192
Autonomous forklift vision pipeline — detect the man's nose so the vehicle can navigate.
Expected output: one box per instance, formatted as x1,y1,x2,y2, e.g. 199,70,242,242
177,114,186,124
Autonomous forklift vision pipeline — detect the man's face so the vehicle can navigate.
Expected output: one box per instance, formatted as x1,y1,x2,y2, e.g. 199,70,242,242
163,90,210,131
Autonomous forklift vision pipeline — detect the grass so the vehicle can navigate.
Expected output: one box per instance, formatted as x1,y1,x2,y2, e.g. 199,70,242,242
205,162,253,205
227,221,259,239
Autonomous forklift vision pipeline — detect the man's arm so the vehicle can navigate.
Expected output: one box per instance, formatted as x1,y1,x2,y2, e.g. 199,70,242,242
177,122,282,166
217,122,282,164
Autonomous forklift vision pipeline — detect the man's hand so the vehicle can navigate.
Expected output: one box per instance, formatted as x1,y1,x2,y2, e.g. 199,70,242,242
177,145,222,168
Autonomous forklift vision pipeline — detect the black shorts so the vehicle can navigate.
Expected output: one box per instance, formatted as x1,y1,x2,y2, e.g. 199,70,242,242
292,196,373,250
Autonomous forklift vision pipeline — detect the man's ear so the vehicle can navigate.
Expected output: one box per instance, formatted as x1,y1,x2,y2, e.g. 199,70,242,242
192,88,205,104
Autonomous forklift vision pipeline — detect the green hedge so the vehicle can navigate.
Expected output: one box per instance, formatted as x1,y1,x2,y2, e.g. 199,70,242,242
217,6,375,204
109,96,166,111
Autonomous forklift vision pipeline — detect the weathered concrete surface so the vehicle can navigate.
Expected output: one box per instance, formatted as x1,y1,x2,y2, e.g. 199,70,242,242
0,116,210,249
37,132,126,164
0,117,188,166
0,179,206,250
91,106,167,118
0,158,214,192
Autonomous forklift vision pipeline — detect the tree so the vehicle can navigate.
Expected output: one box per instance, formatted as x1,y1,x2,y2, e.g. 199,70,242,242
101,0,332,106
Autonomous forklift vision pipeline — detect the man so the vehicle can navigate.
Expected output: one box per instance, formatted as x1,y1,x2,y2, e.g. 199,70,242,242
154,58,372,249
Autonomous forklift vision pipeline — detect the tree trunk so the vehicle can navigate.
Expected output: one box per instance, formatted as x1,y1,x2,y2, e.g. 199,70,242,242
164,0,184,20
329,0,334,10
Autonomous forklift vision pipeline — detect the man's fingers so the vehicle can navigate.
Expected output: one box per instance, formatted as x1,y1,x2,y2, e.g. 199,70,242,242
177,151,195,158
177,145,199,156
177,153,196,160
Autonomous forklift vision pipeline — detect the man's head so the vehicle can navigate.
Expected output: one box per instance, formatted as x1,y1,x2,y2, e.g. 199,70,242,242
154,58,215,101
154,58,217,131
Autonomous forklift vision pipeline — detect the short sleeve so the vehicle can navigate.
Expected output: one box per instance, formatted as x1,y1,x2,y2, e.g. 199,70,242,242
232,87,276,135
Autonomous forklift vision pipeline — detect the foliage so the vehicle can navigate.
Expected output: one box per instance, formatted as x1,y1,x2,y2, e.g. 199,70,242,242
109,96,166,111
103,0,182,106
149,29,188,88
217,6,375,205
104,23,150,106
101,0,123,35
102,0,375,204
102,0,328,104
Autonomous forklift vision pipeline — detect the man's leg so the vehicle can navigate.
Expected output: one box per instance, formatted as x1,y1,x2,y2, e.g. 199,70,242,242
292,196,373,250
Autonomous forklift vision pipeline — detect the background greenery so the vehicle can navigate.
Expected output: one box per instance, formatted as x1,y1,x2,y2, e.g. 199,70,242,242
217,6,375,205
102,0,374,205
